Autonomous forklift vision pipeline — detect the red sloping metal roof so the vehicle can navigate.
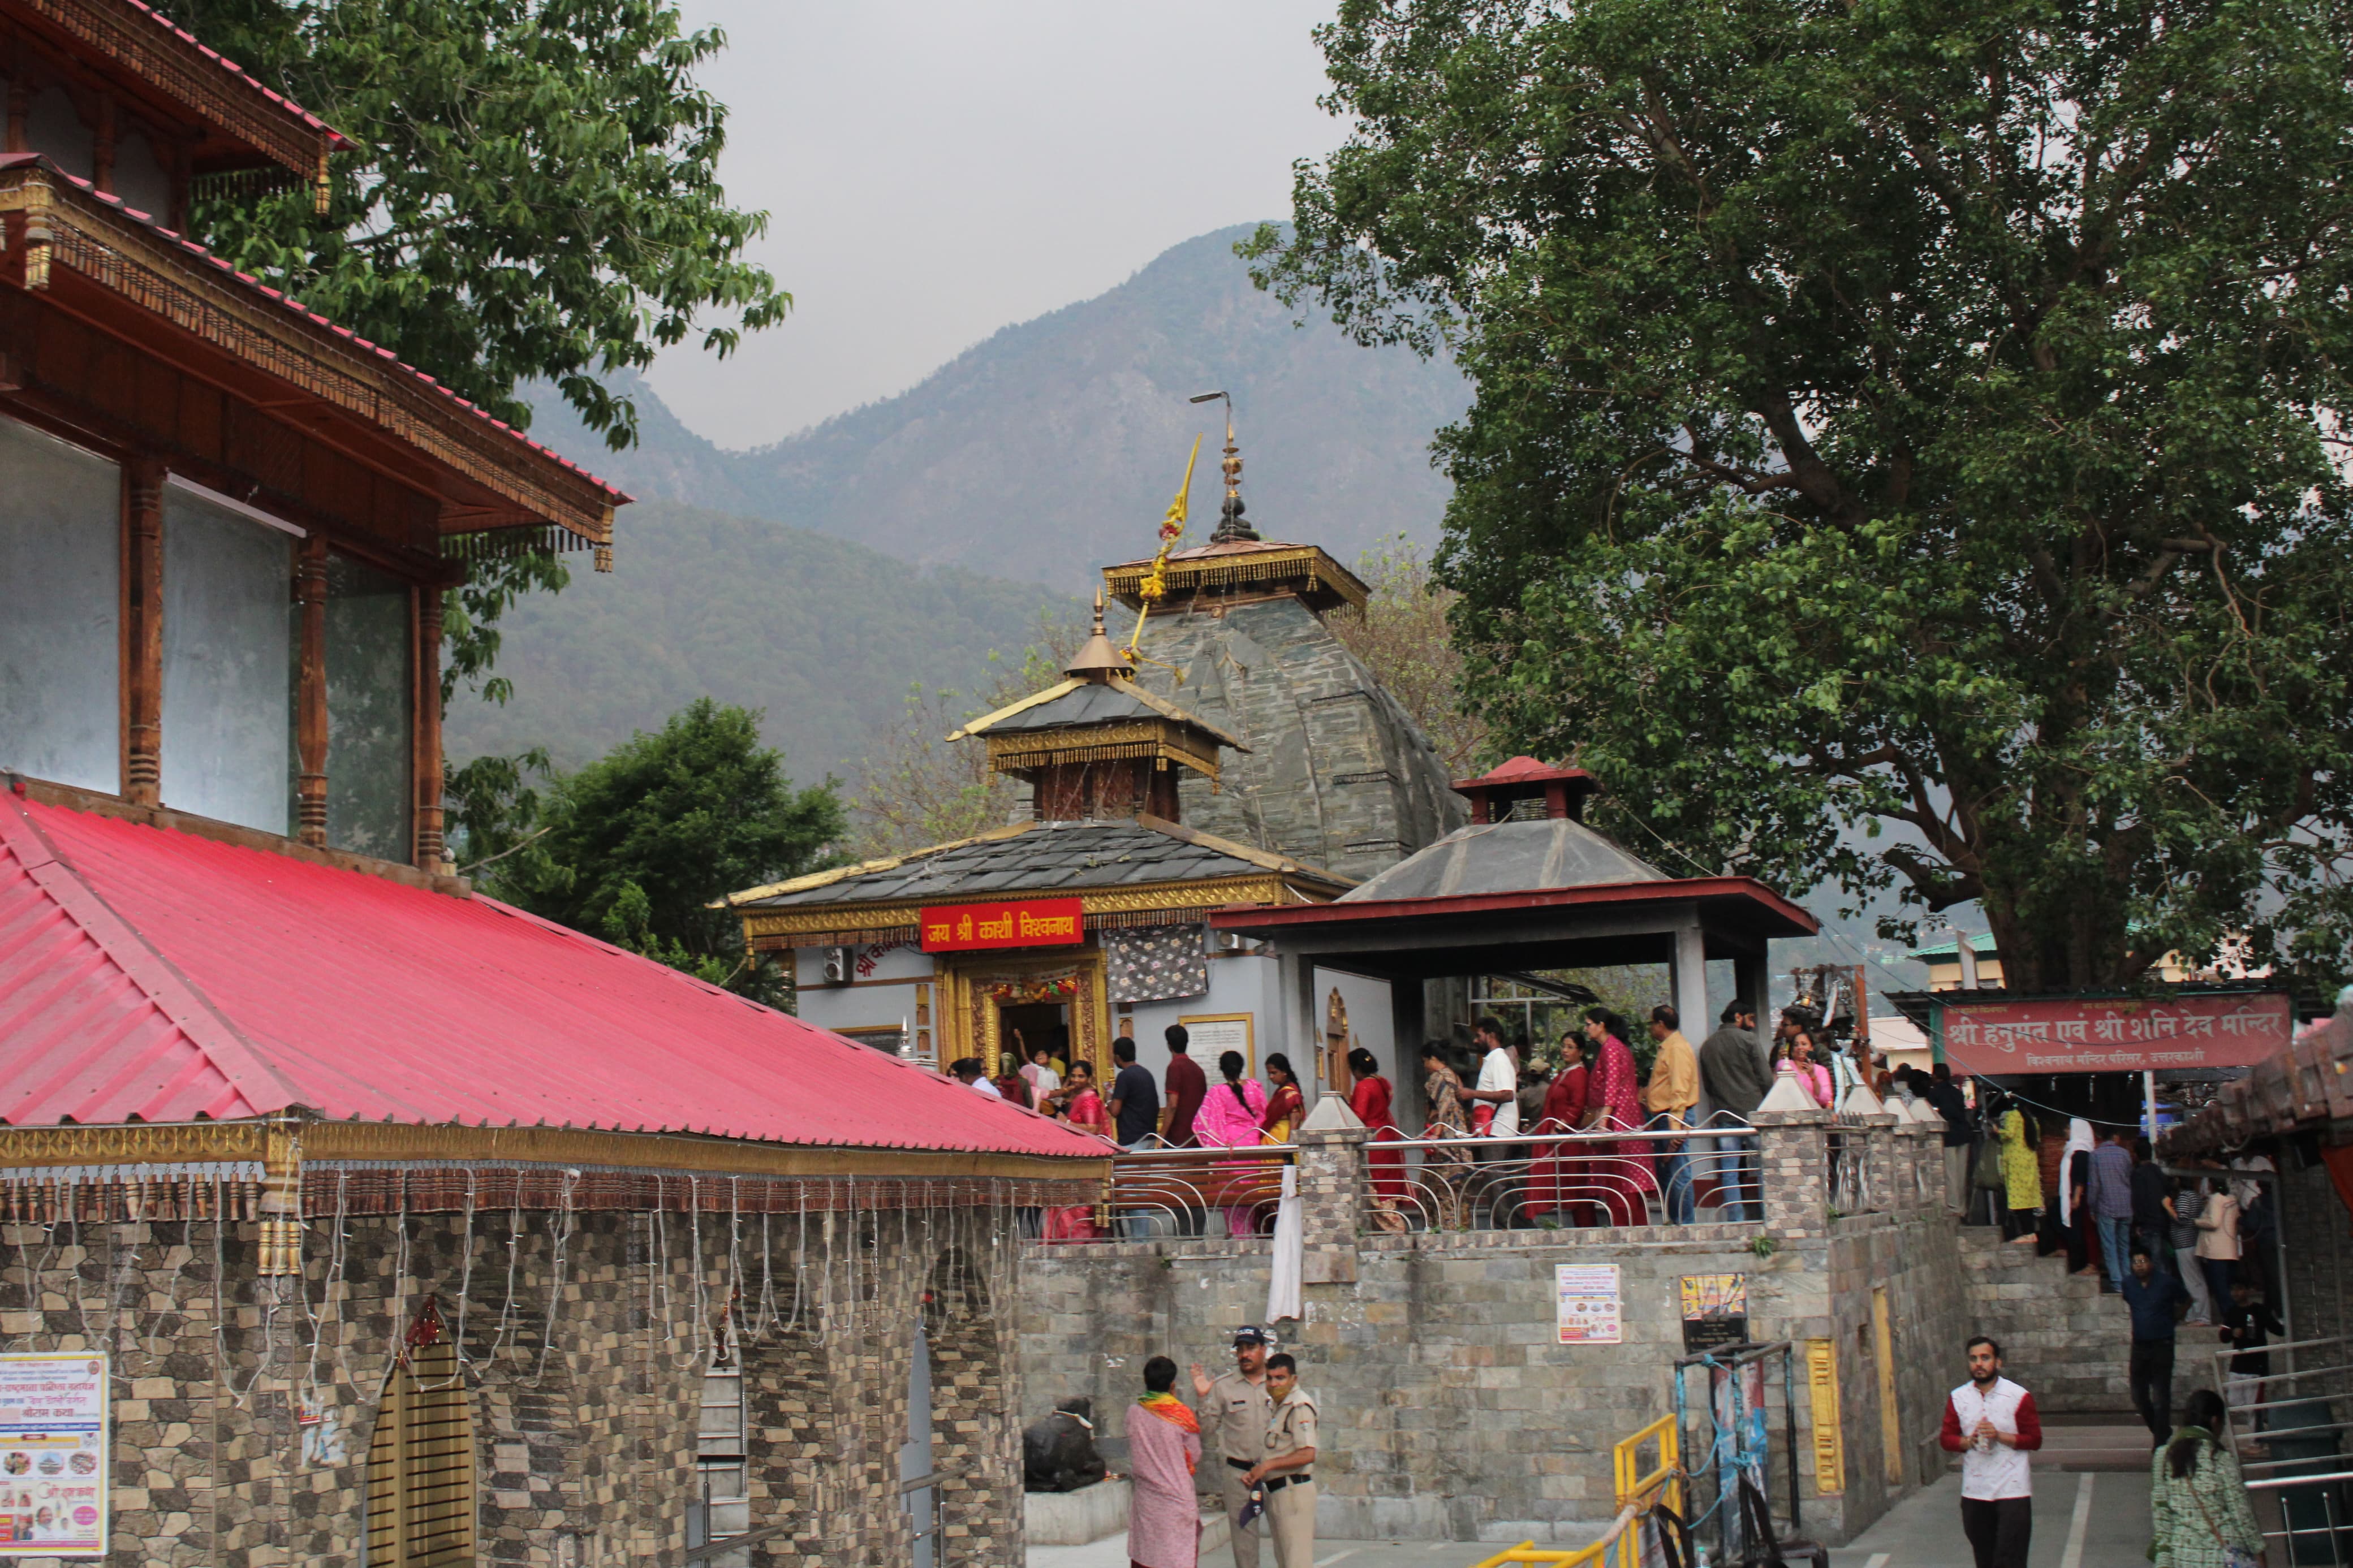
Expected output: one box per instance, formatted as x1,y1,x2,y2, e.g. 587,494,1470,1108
0,795,1105,1158
111,0,347,144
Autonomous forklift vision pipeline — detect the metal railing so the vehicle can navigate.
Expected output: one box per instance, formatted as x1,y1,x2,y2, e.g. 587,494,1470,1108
1027,1141,1297,1243
1473,1414,1684,1568
2217,1332,2353,1568
1360,1118,1765,1233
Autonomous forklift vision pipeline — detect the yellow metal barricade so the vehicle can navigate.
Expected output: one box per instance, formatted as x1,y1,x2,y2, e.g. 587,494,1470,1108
1471,1414,1680,1568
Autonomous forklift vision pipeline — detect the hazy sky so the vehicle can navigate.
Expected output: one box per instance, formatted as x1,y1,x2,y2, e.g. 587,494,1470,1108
645,1,1344,450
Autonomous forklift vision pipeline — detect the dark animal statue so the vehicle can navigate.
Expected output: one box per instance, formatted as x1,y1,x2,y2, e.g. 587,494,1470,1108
1023,1397,1106,1493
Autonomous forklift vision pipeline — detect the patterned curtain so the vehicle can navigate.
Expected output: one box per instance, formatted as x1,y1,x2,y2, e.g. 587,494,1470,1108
1104,924,1209,1004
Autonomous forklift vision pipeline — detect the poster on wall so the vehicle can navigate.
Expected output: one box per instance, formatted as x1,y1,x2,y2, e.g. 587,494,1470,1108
0,1351,107,1556
1555,1264,1622,1345
1178,1014,1254,1074
1677,1273,1749,1353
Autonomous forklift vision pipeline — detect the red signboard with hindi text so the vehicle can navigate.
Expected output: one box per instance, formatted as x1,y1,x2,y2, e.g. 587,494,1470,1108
920,898,1084,953
1936,991,2292,1076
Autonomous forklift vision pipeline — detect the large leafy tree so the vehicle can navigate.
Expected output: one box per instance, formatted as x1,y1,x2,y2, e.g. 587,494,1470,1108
162,0,788,695
450,700,842,997
1250,0,2353,991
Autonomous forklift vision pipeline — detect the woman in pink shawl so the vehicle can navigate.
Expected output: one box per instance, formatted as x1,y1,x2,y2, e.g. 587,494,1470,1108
1127,1355,1200,1568
1580,1008,1654,1226
1194,1049,1272,1237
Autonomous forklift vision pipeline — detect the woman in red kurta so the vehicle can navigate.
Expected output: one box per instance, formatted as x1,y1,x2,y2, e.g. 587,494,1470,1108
1259,1053,1305,1144
1526,1034,1589,1223
1581,1009,1653,1226
1348,1047,1407,1211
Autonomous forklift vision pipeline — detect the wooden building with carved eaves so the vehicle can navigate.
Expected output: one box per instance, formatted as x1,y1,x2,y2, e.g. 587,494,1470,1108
0,7,1109,1565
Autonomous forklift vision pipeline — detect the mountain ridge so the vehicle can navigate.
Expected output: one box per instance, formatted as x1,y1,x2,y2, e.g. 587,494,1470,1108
523,224,1468,590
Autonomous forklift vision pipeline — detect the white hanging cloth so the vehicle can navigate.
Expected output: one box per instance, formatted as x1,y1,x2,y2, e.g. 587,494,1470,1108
1266,1164,1303,1324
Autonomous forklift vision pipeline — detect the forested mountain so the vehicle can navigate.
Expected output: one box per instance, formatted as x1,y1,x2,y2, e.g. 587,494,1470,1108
443,500,1074,778
520,224,1468,590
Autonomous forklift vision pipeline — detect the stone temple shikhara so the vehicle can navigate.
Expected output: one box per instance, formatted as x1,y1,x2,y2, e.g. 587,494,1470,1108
0,3,1106,1565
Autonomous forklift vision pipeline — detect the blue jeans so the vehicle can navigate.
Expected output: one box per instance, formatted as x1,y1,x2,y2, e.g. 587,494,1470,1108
2096,1215,2132,1286
1717,1134,1762,1223
1649,1114,1695,1225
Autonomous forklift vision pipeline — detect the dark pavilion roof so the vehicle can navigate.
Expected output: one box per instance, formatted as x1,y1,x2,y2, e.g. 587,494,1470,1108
950,674,1244,750
1338,817,1670,903
725,817,1349,912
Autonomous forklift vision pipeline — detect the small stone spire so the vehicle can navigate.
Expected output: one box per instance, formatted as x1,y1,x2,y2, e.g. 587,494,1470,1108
1209,402,1258,544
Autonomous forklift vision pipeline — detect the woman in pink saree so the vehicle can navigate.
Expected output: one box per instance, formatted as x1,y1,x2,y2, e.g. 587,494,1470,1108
1042,1060,1110,1241
1194,1049,1272,1237
1580,1008,1654,1226
1126,1355,1200,1568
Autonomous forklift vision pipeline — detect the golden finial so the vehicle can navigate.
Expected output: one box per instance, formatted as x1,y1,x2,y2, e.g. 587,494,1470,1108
1066,588,1134,683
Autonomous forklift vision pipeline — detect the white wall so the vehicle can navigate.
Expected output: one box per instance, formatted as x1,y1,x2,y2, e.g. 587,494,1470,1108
791,940,938,1046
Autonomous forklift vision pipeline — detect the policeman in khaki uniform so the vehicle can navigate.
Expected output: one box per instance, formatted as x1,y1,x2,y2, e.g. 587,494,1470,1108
1242,1352,1318,1567
1191,1326,1276,1568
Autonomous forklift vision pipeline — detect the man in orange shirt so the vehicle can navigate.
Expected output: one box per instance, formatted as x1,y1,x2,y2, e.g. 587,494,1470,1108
1644,1005,1700,1224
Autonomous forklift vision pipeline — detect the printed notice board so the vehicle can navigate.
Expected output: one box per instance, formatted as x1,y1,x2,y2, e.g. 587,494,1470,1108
1678,1273,1749,1353
1555,1264,1623,1345
0,1351,107,1556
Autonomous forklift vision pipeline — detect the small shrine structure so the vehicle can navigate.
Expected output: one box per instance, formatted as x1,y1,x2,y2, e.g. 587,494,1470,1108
1210,756,1819,1130
725,600,1352,1086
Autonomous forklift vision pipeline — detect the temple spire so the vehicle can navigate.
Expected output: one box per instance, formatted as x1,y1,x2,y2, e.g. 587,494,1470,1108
1191,390,1259,544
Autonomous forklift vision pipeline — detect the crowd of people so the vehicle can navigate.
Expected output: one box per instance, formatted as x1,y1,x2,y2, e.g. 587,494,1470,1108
1123,1325,1322,1568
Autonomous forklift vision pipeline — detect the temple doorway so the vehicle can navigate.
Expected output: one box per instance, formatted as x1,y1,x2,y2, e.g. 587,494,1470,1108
998,1002,1069,1077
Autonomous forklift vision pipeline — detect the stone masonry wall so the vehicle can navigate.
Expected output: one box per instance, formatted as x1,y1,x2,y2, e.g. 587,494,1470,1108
0,1198,1024,1568
1020,1120,1967,1548
1129,596,1464,882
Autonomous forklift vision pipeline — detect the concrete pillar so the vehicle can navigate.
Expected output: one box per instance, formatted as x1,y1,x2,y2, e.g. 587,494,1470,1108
1277,949,1324,1102
1752,1105,1831,1239
1670,923,1710,1042
1295,1095,1368,1286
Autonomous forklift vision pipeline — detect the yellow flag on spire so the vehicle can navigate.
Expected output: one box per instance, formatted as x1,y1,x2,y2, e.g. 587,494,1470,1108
1128,435,1202,658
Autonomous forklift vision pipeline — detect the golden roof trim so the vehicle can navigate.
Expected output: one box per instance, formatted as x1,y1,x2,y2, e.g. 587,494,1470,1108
1103,544,1369,612
738,872,1311,943
946,679,1084,742
981,719,1223,783
0,166,621,544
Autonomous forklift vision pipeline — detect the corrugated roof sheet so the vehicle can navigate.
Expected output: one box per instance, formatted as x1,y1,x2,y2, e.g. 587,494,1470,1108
0,795,1101,1157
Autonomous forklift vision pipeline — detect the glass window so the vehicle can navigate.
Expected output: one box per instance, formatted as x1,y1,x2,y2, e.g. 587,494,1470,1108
325,554,412,858
161,483,294,833
0,416,120,792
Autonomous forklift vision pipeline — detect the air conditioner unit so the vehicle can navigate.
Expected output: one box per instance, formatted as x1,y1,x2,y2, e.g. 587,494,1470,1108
822,946,851,984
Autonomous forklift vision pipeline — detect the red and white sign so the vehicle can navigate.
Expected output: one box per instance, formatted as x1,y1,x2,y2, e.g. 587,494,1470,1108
920,898,1084,953
1937,992,2292,1075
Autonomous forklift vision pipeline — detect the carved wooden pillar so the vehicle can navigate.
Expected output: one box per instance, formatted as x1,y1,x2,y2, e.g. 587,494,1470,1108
412,586,445,870
294,535,327,846
122,459,163,805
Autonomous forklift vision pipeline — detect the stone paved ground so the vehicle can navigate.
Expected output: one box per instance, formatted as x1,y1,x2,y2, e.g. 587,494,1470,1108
1031,1473,2160,1568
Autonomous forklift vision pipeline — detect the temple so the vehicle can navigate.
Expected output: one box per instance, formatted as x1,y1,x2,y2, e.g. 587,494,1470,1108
724,597,1354,1087
0,7,1103,1563
1101,413,1463,883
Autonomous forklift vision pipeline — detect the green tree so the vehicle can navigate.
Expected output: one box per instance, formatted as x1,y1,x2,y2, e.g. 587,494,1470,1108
1249,0,2353,992
160,0,788,698
454,701,842,997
